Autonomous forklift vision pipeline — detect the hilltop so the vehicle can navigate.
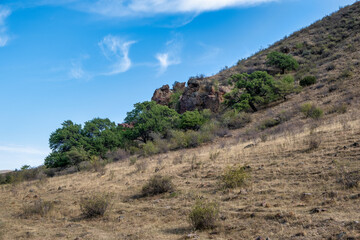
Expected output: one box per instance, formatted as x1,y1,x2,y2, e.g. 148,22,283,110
0,2,359,240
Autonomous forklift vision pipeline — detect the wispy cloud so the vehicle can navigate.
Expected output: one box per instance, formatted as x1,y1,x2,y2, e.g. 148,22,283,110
155,36,182,74
80,0,276,17
68,55,91,80
99,35,136,75
0,145,48,155
0,6,11,47
196,42,222,64
6,0,276,18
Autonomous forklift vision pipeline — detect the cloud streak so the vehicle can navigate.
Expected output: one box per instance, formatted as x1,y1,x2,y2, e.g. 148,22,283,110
155,36,182,74
0,6,11,47
99,35,136,75
80,0,276,17
0,145,48,155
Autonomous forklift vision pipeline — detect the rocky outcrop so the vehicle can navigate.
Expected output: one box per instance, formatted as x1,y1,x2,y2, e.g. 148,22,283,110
178,77,230,113
151,78,230,113
151,84,172,105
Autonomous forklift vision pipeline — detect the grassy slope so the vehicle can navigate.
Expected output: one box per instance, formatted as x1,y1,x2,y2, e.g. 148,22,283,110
1,2,360,240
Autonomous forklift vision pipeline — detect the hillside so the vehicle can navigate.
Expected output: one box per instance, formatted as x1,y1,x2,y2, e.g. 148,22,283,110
1,2,360,240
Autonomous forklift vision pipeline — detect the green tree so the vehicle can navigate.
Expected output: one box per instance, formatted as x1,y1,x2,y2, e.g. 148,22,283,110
267,51,299,74
179,110,206,130
49,120,87,153
224,71,277,112
274,75,296,100
124,101,180,143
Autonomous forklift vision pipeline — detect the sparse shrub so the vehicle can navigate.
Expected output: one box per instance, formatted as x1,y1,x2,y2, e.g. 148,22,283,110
135,161,148,173
89,156,106,174
209,151,220,161
338,170,359,189
129,156,137,165
300,103,323,119
221,111,251,129
142,175,174,196
221,165,250,189
327,103,347,114
257,118,280,131
300,76,317,87
0,219,4,239
189,200,219,230
80,193,111,218
305,135,322,151
142,141,159,156
21,199,54,218
105,149,129,162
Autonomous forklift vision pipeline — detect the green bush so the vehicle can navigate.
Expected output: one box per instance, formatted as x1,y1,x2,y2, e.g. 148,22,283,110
189,200,219,230
80,193,111,218
267,51,299,74
179,110,206,130
142,175,174,196
21,199,54,218
142,141,159,156
221,165,250,189
300,76,316,87
301,103,323,119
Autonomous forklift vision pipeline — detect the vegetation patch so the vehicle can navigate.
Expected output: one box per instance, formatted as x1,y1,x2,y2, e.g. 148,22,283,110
80,193,112,218
189,200,219,230
300,103,323,119
141,175,174,196
220,165,251,189
21,199,54,218
300,76,317,87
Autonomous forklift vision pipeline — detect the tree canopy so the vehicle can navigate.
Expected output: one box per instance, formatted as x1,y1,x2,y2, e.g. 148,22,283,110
124,101,180,143
224,71,278,112
267,51,299,74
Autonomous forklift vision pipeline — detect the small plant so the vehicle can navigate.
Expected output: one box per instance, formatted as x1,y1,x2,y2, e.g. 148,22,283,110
21,199,54,218
327,103,347,114
221,165,250,189
221,111,251,130
300,103,323,119
305,135,322,151
209,151,220,161
257,118,280,130
141,175,174,196
300,76,317,87
189,199,219,230
80,193,111,218
338,170,359,189
0,219,4,239
129,156,137,166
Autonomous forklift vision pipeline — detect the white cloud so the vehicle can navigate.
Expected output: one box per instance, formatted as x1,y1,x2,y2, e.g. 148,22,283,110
80,0,276,17
0,6,11,47
99,35,136,75
155,36,182,74
15,0,276,17
68,55,90,80
0,145,47,155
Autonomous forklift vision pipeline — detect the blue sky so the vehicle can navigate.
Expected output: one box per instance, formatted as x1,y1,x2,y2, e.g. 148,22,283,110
0,0,356,170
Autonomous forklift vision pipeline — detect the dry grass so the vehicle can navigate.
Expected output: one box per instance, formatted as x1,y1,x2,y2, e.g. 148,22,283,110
0,111,358,239
0,3,360,239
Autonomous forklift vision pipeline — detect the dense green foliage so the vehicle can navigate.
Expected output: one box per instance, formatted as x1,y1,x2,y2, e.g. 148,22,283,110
300,76,317,87
179,110,207,130
189,200,219,230
224,71,278,112
267,51,299,73
124,101,180,143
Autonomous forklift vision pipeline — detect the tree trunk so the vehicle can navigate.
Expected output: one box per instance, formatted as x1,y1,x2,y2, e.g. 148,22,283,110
249,101,258,112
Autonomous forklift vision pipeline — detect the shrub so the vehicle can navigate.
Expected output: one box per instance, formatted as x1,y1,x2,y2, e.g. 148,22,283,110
221,111,251,129
267,51,299,74
327,103,347,114
142,141,159,156
80,193,111,218
300,76,316,87
141,175,174,196
0,219,4,239
257,118,280,131
180,110,206,130
221,165,250,189
189,200,219,230
305,135,322,151
300,103,323,119
21,199,54,218
105,149,129,162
